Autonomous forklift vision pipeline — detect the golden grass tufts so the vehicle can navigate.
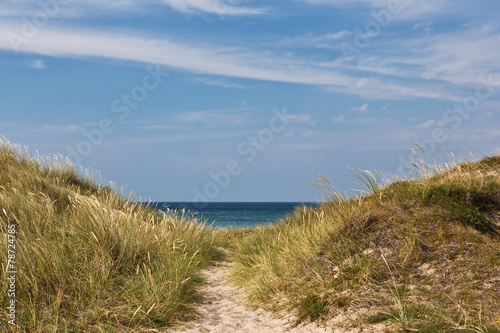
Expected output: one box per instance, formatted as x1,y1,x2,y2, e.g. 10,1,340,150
230,147,500,332
0,140,227,332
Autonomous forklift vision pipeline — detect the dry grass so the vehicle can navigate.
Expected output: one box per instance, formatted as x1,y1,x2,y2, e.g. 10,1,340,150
2,139,499,333
0,140,227,332
230,148,500,332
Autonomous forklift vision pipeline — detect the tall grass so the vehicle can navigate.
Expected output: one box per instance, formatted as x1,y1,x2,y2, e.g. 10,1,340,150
3,139,499,332
231,148,500,332
0,141,226,332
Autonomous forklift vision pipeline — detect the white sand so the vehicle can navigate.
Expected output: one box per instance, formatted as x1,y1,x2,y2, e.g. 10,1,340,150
166,261,336,333
166,245,394,333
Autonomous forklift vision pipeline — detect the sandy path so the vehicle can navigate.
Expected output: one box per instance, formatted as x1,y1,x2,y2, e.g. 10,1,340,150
167,260,334,333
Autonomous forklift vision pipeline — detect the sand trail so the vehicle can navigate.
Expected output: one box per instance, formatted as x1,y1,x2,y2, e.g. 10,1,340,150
167,259,334,333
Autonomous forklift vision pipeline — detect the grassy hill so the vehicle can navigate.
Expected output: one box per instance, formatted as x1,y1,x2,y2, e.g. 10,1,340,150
0,141,227,332
1,140,499,332
230,149,500,332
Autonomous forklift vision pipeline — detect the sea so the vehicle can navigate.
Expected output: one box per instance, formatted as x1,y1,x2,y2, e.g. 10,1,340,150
149,202,318,229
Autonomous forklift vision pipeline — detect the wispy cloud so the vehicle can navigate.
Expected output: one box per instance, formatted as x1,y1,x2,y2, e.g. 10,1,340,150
0,22,467,101
160,0,267,15
404,28,500,85
39,124,83,132
137,123,194,131
329,77,456,101
352,116,391,124
299,0,452,20
0,0,266,17
18,124,83,135
337,26,500,87
113,131,243,145
174,109,250,127
277,31,351,49
331,115,346,123
290,114,316,125
352,104,368,113
30,59,46,69
413,120,446,130
0,22,357,86
196,76,248,89
1,5,497,103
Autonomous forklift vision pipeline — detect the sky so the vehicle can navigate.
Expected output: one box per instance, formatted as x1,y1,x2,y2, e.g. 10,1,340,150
0,0,499,203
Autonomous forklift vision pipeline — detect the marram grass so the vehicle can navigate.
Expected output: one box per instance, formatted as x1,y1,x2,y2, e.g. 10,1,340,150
0,141,227,332
230,149,500,332
2,139,500,333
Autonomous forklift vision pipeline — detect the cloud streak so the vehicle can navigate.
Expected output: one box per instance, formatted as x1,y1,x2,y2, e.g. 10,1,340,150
196,77,248,89
0,21,470,101
0,0,266,18
347,27,500,87
0,22,355,85
298,0,452,20
1,2,497,103
160,0,266,15
30,59,46,69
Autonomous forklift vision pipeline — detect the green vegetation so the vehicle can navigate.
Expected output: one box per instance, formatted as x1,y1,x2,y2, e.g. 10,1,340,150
230,148,500,332
0,141,227,332
2,139,499,333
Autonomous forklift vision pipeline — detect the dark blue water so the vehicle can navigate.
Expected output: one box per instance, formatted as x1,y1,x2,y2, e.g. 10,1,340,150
149,202,317,228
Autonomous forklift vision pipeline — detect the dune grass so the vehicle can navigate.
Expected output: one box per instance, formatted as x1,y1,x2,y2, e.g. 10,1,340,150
230,149,500,332
0,141,227,332
2,139,499,332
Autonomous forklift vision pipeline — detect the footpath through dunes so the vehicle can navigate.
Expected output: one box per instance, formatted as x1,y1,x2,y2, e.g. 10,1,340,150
167,258,328,333
167,248,390,333
167,260,296,333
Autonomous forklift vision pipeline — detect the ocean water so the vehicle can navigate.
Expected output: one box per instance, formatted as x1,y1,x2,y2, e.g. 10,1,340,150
150,202,317,229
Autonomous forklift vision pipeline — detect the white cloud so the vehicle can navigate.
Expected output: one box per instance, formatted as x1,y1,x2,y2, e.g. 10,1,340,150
5,18,496,102
381,103,391,110
274,142,320,151
175,110,248,127
414,120,446,130
352,104,368,113
0,22,358,87
277,31,351,49
160,0,266,15
352,117,388,124
0,0,266,17
483,128,500,140
290,114,315,125
413,22,433,30
299,0,451,20
30,59,46,69
331,77,456,101
138,124,193,131
411,31,500,86
342,26,500,88
331,115,346,123
298,130,321,138
197,77,248,89
0,22,466,101
36,124,83,133
113,131,242,145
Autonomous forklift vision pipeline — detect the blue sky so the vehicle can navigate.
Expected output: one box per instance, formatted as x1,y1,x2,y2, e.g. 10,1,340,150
1,0,499,203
